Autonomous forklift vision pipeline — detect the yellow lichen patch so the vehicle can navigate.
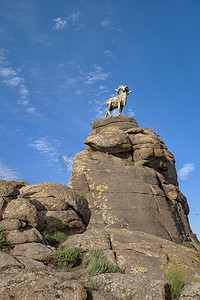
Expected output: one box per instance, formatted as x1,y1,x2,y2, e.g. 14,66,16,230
89,183,95,190
195,257,200,263
86,174,92,181
96,184,109,192
132,265,148,274
194,274,200,281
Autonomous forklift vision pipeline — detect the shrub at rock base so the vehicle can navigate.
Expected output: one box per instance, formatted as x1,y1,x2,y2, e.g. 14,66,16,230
83,249,119,276
52,247,119,275
164,266,185,299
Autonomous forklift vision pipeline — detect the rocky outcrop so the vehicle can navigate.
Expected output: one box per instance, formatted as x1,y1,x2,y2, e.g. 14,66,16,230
68,116,196,247
0,180,90,264
0,116,199,299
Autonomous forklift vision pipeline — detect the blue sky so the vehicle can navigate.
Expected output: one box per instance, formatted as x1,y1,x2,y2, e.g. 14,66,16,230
0,0,199,238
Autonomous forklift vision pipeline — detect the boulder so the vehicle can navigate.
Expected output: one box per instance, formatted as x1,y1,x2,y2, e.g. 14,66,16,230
0,179,19,198
6,228,42,245
0,218,22,230
10,242,53,262
85,126,132,153
38,209,85,234
3,198,38,227
0,251,23,270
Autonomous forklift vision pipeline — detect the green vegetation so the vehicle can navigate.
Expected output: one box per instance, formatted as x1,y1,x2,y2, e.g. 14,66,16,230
52,247,119,276
52,247,84,267
164,267,185,299
143,126,161,137
83,249,119,276
0,229,8,252
129,161,135,166
43,231,66,245
53,231,66,243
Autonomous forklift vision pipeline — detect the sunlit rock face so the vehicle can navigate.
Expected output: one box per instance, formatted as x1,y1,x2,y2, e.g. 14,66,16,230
68,116,196,246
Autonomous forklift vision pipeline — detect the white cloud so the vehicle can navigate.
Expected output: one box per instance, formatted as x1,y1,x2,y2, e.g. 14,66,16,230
29,137,60,163
0,50,38,115
99,85,107,90
53,12,84,31
127,107,135,117
0,160,20,181
104,49,116,61
53,17,67,30
17,100,29,105
68,11,80,25
59,154,74,172
93,99,106,119
19,84,29,98
85,65,109,84
178,163,195,180
101,19,110,27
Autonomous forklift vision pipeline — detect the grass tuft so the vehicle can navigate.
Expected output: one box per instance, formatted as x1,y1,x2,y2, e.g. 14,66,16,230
164,267,185,299
52,247,85,267
0,229,8,252
52,247,119,276
83,249,119,276
53,231,66,243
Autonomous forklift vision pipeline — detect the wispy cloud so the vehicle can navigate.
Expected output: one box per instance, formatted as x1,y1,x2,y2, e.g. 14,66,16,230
0,160,20,181
53,11,84,31
0,50,38,115
29,137,74,173
127,107,135,117
29,137,60,163
92,99,106,119
178,163,195,180
53,17,67,30
85,65,110,84
59,153,74,172
101,19,110,27
104,49,116,62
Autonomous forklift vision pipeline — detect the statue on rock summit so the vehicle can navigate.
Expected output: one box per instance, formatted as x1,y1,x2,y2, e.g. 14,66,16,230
105,85,132,118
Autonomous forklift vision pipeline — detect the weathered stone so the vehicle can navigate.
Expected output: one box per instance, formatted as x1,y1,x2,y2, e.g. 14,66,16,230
0,179,19,198
69,116,196,246
87,289,118,300
84,273,170,300
0,218,22,230
10,242,52,262
0,270,87,300
14,256,46,269
127,127,144,134
0,251,23,270
8,180,28,189
38,209,85,234
91,115,138,130
3,198,38,227
85,126,132,153
6,228,43,245
180,282,200,299
61,228,110,250
20,182,90,225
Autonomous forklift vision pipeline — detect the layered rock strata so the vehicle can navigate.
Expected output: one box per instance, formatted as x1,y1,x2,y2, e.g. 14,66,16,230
68,116,197,246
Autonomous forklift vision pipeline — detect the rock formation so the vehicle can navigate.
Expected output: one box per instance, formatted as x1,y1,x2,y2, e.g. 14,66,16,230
0,116,200,299
68,116,196,246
